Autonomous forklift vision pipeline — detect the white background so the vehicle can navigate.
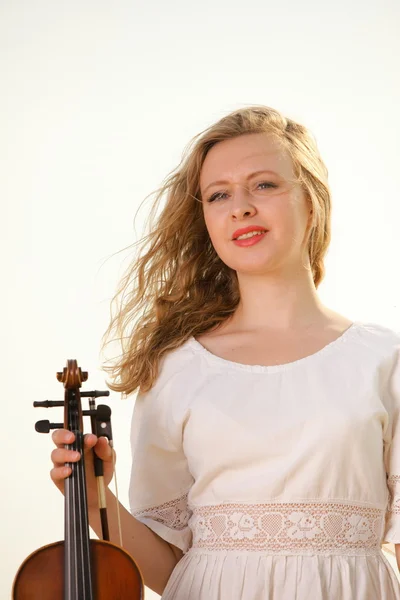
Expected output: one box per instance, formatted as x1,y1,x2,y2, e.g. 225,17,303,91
2,1,400,598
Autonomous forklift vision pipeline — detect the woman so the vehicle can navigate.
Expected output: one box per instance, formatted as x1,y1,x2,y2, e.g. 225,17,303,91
50,105,400,599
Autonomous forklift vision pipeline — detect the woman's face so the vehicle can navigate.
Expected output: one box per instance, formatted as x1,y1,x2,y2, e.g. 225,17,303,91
199,133,313,276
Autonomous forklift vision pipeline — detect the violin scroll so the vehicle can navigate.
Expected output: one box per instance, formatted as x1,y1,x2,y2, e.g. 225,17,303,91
56,359,88,387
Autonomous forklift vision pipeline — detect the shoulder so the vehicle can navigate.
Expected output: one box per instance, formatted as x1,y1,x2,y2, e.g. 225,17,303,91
130,338,200,440
354,321,400,352
351,322,400,378
136,337,200,403
154,338,199,388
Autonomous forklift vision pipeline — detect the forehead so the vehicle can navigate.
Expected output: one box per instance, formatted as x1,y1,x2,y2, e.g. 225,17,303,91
200,133,294,187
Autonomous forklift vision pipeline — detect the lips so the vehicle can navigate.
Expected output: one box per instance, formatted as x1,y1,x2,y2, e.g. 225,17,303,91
233,229,268,240
233,230,268,247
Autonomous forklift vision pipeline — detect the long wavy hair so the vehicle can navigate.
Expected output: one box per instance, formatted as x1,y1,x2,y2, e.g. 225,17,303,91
100,105,332,396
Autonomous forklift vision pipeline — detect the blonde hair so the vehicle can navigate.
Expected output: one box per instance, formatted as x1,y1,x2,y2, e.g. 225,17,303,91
100,105,332,395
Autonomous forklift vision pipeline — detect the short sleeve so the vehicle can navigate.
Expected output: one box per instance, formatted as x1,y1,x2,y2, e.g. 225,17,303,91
128,366,194,554
383,346,400,544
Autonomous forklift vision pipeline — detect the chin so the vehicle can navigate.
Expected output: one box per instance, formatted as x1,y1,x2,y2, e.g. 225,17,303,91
227,261,276,275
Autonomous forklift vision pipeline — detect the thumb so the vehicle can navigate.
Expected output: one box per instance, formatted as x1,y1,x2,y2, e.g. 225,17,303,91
93,436,114,462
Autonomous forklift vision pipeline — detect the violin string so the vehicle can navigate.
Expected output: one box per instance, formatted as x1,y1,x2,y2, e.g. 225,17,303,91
111,441,123,547
65,470,73,599
74,455,78,598
77,435,83,597
78,431,93,597
66,422,75,598
71,398,93,598
70,425,78,598
72,417,79,597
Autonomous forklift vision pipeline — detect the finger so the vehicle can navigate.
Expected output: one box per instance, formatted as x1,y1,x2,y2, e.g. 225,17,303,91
50,465,72,483
51,430,98,451
51,447,81,468
83,434,98,449
52,429,75,448
93,436,114,462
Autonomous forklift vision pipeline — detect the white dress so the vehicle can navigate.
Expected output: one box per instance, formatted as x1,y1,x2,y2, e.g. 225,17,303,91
128,321,400,599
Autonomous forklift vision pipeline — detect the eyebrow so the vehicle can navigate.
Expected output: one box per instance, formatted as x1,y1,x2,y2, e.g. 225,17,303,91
202,170,279,196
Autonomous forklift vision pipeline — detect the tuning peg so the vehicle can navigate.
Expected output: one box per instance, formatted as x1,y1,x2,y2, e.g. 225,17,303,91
33,401,64,408
35,420,64,433
80,390,110,398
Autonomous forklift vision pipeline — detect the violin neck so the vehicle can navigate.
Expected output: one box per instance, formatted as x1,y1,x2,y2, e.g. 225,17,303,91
64,430,94,600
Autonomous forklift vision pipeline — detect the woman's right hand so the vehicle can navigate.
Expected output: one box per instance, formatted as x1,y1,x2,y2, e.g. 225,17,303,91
50,429,115,508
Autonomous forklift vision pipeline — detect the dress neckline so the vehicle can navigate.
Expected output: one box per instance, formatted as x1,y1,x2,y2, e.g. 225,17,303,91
188,321,363,373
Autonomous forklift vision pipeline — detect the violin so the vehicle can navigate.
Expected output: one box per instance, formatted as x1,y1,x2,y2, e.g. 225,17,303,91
12,359,144,599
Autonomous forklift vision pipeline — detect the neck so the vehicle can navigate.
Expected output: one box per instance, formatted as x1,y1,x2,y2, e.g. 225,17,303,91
231,268,331,332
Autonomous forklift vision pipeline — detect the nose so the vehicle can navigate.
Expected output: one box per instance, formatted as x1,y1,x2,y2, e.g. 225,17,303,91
230,185,256,219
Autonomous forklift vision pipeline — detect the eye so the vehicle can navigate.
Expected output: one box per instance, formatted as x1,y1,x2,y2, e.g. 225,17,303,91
206,181,277,203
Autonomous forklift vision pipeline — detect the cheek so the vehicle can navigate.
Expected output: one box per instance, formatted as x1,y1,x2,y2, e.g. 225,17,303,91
203,207,226,242
203,212,233,261
272,195,307,233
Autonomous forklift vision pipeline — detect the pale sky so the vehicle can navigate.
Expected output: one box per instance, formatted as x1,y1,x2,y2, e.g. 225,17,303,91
2,1,400,598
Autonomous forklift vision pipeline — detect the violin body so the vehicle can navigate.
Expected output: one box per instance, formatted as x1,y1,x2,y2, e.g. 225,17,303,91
13,539,144,599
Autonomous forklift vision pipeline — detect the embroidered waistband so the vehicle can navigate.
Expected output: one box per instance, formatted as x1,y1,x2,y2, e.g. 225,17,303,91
189,501,385,554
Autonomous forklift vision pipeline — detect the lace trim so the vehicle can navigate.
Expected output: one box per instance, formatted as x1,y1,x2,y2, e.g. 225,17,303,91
190,502,385,553
387,475,400,515
132,494,394,554
132,493,191,531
